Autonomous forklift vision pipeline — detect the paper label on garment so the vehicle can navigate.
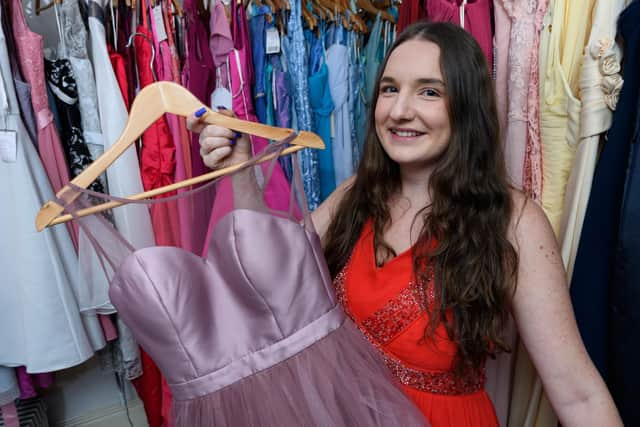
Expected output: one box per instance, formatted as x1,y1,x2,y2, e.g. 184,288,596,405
265,27,281,55
210,87,233,111
153,6,168,42
0,130,17,163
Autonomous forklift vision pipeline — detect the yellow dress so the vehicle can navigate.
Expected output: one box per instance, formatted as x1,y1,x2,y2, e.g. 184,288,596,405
538,0,594,236
508,1,596,426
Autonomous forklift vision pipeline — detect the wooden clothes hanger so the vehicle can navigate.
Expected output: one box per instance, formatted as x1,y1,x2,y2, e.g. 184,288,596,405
169,0,183,17
35,0,63,15
301,5,317,29
35,81,324,230
356,0,395,23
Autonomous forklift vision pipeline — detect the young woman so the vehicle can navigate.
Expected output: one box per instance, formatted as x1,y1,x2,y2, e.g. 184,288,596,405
188,22,621,427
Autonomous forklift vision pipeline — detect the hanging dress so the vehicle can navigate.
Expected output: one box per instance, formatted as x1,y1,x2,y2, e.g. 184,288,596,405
364,14,383,105
86,0,155,251
560,0,625,281
134,6,180,248
426,0,493,67
538,0,595,235
496,0,549,194
44,58,105,194
155,0,197,257
398,0,427,33
129,4,180,425
248,5,271,124
87,0,155,380
204,0,293,245
60,141,430,427
336,221,498,426
0,5,98,374
608,5,640,423
308,32,336,200
283,0,321,209
59,0,106,189
327,41,353,186
521,0,549,203
10,0,78,248
0,7,37,149
571,3,640,424
181,0,219,255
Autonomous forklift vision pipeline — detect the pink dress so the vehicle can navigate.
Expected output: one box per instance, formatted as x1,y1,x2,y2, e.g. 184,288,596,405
204,0,294,255
181,0,219,255
10,0,78,248
427,0,493,67
493,0,511,135
496,0,549,199
522,0,549,203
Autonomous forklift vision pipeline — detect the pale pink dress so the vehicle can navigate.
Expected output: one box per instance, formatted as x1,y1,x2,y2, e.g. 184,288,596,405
204,0,294,254
10,0,78,248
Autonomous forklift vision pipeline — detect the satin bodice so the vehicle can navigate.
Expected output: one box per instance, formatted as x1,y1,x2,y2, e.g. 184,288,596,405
109,209,343,400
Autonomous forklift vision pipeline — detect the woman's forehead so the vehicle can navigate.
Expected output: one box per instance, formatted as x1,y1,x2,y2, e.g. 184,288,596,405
383,40,443,81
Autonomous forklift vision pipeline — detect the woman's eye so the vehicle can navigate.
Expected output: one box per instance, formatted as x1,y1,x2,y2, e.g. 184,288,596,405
380,85,397,94
421,88,440,97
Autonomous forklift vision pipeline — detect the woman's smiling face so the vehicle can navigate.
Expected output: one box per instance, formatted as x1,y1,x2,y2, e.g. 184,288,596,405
374,39,451,172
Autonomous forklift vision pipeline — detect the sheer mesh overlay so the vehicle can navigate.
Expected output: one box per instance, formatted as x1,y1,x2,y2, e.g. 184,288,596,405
56,135,429,427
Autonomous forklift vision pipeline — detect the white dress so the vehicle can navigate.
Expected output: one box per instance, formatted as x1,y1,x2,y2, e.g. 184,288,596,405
0,8,98,373
86,0,155,251
86,0,154,378
59,0,107,188
559,0,626,279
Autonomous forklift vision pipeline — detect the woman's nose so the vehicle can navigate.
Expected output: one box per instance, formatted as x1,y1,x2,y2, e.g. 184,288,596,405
389,93,415,121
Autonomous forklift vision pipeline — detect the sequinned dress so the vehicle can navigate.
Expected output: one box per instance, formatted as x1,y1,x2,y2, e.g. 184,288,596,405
335,221,499,426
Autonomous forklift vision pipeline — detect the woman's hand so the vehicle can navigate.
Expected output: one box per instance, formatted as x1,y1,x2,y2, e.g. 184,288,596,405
186,107,252,169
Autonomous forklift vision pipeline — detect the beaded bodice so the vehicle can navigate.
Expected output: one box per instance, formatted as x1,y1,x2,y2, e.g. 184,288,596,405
334,222,485,396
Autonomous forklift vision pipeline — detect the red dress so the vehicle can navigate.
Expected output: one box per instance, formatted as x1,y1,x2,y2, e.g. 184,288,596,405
335,221,499,426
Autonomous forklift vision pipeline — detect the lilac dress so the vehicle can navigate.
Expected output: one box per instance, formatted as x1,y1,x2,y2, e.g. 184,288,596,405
63,146,429,427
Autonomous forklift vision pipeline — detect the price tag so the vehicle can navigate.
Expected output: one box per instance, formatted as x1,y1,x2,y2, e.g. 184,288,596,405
152,6,168,42
210,87,233,111
265,27,281,54
0,130,17,163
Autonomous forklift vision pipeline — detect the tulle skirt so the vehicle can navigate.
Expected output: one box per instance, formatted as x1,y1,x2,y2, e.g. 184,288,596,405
172,319,429,427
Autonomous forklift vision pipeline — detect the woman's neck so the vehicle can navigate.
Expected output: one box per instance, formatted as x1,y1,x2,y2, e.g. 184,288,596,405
398,165,433,209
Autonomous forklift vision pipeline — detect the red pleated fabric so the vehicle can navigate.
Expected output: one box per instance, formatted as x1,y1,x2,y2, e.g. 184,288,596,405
127,6,180,425
134,24,180,248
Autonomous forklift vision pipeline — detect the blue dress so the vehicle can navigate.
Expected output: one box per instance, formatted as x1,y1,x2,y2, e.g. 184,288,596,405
283,0,321,209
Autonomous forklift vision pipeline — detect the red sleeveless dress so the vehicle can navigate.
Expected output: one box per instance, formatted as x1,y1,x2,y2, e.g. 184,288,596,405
335,221,499,426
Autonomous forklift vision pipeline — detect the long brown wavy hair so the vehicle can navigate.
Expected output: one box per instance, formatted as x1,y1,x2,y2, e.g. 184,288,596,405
323,22,519,373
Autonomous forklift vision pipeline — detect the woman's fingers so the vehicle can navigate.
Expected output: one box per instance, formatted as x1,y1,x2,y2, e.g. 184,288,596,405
185,107,208,133
187,107,250,169
201,145,233,169
200,123,235,140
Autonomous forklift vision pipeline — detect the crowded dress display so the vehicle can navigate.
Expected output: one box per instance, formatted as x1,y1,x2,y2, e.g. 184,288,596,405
336,220,499,426
58,144,429,427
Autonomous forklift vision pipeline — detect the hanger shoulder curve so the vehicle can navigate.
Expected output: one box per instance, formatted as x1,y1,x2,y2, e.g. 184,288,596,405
35,81,323,231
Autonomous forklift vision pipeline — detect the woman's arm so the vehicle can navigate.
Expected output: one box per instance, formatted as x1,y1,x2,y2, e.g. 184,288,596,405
508,193,621,426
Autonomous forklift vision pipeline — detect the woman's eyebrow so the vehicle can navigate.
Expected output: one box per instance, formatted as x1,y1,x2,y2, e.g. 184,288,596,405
415,78,446,87
380,76,446,87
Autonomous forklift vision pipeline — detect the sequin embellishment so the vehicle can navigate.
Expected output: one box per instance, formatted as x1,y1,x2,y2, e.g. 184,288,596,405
333,261,485,395
362,284,423,345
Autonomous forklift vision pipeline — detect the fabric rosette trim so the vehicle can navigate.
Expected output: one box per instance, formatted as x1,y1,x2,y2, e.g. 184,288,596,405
591,37,623,111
